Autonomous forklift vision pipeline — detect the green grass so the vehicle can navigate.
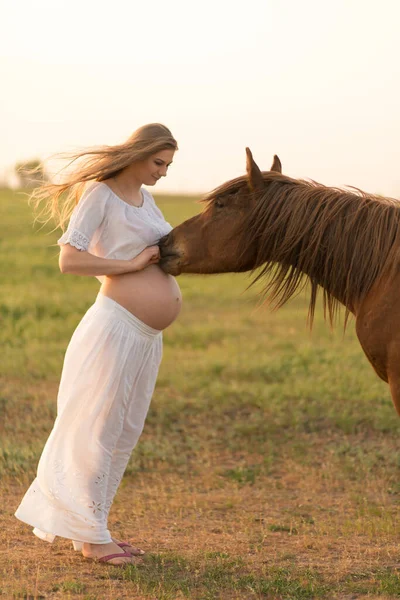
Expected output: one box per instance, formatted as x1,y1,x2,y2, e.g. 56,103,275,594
113,553,331,599
1,187,400,599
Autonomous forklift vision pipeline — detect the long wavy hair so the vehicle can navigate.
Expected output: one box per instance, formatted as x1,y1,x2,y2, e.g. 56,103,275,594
30,123,178,230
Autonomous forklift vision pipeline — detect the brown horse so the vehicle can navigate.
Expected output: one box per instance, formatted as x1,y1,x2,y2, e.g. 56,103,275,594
159,149,400,416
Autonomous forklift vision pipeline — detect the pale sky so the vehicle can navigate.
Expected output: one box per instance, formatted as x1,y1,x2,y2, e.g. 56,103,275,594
1,0,400,196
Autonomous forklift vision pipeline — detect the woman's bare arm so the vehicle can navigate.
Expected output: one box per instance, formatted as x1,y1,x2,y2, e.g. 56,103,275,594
59,244,160,276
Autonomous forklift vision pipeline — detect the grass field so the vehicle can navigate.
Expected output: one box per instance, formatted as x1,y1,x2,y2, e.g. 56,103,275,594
0,187,399,599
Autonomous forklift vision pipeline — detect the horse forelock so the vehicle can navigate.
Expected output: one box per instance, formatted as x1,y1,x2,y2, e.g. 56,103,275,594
201,176,249,205
242,174,400,326
201,172,297,206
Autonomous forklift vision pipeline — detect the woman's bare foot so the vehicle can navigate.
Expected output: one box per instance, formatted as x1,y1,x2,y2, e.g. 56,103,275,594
72,537,145,556
82,541,135,565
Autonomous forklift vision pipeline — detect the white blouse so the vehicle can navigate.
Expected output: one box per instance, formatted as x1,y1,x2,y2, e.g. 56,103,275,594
57,181,173,282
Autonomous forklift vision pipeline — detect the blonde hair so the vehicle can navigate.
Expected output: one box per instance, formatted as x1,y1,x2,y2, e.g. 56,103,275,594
31,123,178,230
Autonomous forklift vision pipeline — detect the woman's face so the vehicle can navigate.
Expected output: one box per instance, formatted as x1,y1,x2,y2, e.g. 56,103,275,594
137,149,175,186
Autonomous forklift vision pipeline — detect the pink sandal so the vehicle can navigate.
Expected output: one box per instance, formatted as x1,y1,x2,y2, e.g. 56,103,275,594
97,551,133,564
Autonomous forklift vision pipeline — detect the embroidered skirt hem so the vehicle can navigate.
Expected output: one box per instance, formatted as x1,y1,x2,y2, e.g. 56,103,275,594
14,294,162,544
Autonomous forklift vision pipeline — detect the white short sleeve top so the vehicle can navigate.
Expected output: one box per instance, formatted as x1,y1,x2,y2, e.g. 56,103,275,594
57,181,173,282
58,180,172,256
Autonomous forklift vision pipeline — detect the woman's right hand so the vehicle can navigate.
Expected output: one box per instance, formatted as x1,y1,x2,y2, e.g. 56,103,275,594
129,246,160,272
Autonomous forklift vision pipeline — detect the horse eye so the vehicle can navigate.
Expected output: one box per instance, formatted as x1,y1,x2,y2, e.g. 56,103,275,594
215,199,224,209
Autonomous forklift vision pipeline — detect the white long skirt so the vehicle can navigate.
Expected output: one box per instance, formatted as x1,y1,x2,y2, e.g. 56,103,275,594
15,294,162,544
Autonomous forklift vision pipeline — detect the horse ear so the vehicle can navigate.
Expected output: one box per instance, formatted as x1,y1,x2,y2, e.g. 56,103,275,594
270,154,282,173
246,147,264,191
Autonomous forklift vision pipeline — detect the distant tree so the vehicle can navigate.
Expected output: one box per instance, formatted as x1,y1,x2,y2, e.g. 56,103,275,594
15,159,47,188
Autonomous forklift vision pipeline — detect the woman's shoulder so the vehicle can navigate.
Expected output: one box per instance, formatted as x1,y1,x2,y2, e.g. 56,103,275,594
69,182,113,223
83,180,112,199
78,181,113,208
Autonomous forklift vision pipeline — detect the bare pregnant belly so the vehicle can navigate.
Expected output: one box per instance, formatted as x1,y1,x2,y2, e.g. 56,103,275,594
100,265,182,330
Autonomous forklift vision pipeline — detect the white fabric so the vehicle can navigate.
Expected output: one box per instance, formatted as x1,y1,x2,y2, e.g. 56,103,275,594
15,294,162,544
57,181,173,282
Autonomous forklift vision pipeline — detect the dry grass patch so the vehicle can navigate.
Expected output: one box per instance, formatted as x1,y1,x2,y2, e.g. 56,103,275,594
2,450,399,598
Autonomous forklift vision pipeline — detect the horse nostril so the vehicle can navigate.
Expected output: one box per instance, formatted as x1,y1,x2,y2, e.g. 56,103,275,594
158,233,173,257
158,233,169,248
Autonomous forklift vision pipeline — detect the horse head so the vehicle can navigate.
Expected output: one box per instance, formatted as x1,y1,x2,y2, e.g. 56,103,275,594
159,150,281,276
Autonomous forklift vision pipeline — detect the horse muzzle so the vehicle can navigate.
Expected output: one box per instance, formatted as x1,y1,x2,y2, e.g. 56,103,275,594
158,233,184,276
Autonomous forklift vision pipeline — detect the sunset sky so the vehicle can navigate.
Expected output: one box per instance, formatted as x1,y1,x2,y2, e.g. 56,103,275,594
2,0,400,196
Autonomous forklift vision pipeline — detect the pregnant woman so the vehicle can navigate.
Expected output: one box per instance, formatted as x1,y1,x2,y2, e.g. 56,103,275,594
15,123,182,565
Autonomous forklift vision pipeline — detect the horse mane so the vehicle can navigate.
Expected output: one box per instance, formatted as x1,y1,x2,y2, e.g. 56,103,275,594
205,173,400,326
